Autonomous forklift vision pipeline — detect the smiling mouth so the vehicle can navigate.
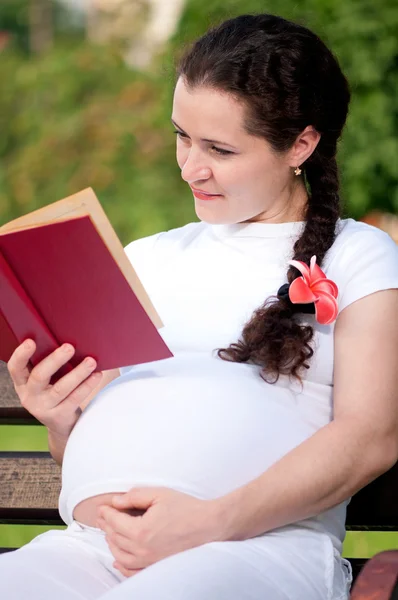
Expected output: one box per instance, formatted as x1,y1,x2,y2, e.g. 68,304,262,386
190,187,223,198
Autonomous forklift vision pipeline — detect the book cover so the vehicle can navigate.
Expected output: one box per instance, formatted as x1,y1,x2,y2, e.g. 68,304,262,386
0,189,173,378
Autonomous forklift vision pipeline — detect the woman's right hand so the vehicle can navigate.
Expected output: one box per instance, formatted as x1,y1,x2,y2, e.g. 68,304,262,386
7,339,103,438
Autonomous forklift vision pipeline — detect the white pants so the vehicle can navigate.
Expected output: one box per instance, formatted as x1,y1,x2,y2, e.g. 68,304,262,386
0,520,352,600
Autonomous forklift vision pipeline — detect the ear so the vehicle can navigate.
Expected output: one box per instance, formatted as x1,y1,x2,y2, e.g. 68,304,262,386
288,126,321,168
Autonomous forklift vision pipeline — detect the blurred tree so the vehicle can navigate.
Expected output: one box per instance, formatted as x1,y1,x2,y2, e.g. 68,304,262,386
0,0,83,53
0,43,193,243
86,0,150,49
29,0,54,54
0,0,396,245
0,0,30,52
85,0,186,69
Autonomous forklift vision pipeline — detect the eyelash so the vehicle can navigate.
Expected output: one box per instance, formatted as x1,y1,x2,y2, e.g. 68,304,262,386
172,130,233,156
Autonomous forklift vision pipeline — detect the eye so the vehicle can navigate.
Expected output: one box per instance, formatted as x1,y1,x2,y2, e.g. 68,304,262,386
210,146,233,156
173,130,189,140
173,130,233,157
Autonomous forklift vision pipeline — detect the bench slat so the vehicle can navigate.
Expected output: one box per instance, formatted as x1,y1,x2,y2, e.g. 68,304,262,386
1,452,398,529
0,452,62,524
0,362,39,425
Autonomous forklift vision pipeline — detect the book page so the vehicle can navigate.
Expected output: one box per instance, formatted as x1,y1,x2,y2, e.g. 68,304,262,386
0,189,163,329
0,188,97,232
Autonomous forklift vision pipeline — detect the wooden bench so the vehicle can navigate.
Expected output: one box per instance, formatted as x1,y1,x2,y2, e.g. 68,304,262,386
1,361,398,598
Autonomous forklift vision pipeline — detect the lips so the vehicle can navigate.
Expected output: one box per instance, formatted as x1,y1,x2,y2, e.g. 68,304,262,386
190,186,222,198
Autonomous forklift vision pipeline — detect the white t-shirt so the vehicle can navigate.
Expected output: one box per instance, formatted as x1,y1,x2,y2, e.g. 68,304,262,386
59,218,398,552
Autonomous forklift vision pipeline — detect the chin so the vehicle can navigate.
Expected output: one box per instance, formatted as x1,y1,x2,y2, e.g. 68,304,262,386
194,206,241,226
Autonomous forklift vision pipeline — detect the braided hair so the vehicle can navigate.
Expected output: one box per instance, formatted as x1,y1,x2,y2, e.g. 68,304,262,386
176,14,351,383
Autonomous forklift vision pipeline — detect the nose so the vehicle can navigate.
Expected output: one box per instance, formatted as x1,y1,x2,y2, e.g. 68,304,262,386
180,148,212,184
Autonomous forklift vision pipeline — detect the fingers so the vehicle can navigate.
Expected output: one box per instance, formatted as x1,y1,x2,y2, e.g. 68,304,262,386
27,343,78,394
107,538,140,570
9,339,102,408
106,530,136,554
98,507,137,539
7,339,36,387
114,562,142,578
49,364,103,409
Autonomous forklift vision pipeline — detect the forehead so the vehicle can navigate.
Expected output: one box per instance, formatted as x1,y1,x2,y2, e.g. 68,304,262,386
172,78,248,138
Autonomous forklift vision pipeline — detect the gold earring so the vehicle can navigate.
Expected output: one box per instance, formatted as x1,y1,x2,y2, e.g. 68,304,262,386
294,166,302,176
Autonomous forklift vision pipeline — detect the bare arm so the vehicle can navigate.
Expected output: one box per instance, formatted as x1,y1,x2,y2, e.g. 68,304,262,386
48,367,121,465
211,289,398,540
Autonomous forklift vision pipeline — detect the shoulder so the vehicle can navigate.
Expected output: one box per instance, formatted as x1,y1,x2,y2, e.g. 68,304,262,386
330,218,397,259
325,218,398,313
325,218,398,273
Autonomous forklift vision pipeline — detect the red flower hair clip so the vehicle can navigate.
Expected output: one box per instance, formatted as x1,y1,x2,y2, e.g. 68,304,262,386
287,255,339,325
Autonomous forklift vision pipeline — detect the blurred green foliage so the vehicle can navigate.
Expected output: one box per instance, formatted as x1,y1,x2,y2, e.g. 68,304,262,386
0,0,82,53
0,0,30,53
0,0,397,243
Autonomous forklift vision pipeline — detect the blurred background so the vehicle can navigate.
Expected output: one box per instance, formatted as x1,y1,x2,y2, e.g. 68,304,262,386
0,0,397,554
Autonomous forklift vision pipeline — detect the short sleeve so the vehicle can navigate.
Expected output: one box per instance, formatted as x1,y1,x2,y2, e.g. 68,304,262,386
331,227,398,313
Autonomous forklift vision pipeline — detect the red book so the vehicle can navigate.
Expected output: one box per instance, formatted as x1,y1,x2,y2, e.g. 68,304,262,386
0,188,172,381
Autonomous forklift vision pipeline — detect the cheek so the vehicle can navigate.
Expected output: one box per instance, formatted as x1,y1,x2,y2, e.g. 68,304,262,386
220,162,255,194
221,161,276,209
237,159,272,190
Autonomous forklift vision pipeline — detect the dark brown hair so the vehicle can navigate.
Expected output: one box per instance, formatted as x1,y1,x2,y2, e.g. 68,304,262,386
176,14,351,383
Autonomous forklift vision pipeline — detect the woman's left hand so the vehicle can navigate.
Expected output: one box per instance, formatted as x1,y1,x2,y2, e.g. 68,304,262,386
96,487,226,578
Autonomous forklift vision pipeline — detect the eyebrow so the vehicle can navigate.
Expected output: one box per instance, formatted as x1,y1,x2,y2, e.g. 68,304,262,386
171,119,238,149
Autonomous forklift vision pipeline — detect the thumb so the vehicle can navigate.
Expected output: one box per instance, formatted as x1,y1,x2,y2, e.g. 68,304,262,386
111,487,158,509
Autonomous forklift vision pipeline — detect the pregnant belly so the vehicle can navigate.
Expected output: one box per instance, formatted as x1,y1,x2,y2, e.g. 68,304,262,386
61,356,317,526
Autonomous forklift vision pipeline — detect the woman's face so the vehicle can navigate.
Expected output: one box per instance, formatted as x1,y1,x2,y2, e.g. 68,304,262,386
172,77,309,225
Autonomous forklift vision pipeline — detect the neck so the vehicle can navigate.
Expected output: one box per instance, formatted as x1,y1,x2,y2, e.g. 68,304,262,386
246,179,309,225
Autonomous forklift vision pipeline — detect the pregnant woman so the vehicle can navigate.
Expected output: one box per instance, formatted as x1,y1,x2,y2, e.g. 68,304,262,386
1,12,398,600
